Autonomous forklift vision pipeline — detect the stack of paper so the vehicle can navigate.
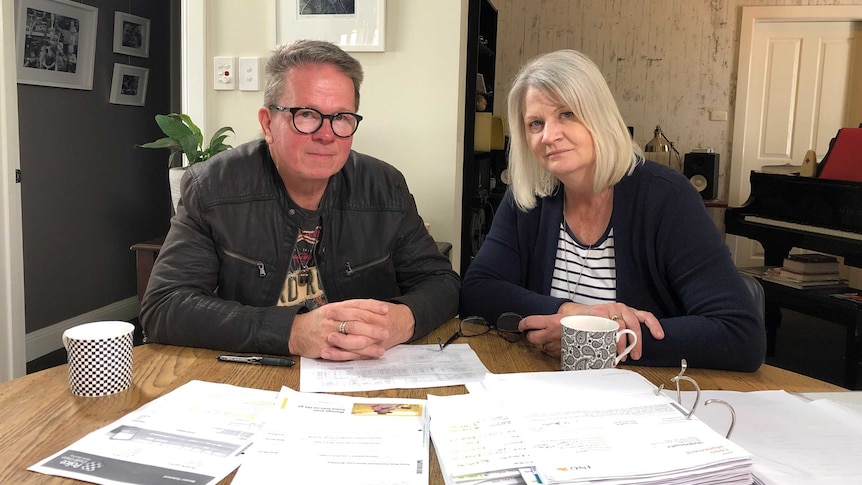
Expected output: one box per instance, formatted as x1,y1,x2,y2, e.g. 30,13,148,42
430,369,753,485
233,387,429,485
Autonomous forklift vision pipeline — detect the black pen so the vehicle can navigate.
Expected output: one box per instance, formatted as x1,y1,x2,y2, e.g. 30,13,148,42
217,354,295,367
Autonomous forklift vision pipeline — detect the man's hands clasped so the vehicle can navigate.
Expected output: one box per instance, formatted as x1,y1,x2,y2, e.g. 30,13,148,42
289,299,415,361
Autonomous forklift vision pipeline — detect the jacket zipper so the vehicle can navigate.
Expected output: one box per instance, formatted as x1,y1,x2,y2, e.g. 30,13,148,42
224,249,267,277
344,254,390,277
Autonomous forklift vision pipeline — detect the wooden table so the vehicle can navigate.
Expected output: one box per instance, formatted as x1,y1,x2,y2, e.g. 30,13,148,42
0,319,844,484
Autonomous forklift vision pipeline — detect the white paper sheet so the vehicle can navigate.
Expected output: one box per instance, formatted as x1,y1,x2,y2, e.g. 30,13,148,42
671,390,862,485
232,386,429,485
300,343,489,392
29,380,277,485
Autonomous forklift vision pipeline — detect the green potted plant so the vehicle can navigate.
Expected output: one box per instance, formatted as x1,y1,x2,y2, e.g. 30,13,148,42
138,113,234,212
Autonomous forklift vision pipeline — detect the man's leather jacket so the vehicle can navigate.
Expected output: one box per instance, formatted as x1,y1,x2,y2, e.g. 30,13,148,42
141,139,460,355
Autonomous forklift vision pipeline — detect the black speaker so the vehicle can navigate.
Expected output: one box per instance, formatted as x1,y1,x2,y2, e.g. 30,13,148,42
683,152,719,200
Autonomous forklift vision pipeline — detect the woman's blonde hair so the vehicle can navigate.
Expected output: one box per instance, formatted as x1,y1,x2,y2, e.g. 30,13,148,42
506,49,642,210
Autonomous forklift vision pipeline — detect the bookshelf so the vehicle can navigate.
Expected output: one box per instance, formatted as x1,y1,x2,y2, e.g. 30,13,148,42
460,0,500,275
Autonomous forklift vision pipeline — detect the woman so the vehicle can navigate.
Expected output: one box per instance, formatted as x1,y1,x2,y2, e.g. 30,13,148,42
460,50,765,371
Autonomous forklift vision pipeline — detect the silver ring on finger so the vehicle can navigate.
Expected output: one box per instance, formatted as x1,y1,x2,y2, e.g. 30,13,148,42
339,321,348,334
610,314,620,321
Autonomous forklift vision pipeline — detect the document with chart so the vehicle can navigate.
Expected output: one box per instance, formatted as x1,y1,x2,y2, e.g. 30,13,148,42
300,343,489,392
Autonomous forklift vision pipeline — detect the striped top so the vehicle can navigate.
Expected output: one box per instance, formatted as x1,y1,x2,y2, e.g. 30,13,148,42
550,222,616,305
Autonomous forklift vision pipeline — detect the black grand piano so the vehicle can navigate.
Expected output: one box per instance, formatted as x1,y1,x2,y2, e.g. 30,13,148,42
725,171,862,267
725,128,862,389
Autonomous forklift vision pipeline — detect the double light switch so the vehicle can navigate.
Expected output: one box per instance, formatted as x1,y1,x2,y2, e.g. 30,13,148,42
214,56,261,91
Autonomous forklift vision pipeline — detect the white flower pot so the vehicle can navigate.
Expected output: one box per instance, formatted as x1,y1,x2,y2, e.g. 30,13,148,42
168,167,186,214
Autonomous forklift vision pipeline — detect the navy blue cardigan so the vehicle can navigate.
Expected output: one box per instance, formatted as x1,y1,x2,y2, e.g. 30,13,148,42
460,160,765,371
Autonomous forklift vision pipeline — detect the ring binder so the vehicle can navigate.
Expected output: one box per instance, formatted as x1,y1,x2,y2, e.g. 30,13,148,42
704,398,736,439
662,359,737,437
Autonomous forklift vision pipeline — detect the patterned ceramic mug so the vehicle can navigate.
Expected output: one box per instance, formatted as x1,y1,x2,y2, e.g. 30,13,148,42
560,316,637,371
62,321,134,397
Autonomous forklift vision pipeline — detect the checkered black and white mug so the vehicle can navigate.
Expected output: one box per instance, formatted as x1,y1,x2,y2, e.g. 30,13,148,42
62,321,134,397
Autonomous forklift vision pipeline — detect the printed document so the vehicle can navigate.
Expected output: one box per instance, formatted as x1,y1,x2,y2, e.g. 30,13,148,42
300,343,489,392
431,369,753,485
29,380,277,485
232,386,429,485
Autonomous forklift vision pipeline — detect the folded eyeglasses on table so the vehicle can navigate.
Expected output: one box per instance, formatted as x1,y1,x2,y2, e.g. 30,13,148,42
437,312,524,350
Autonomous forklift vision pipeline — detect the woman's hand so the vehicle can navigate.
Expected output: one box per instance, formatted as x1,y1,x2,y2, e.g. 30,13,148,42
521,302,665,360
518,314,564,356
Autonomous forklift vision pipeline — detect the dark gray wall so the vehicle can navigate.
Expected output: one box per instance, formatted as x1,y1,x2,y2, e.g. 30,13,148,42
17,0,177,334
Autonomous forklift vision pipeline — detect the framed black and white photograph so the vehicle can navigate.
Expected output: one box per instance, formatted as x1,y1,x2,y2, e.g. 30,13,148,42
15,0,98,90
109,63,149,106
112,11,150,58
274,0,386,52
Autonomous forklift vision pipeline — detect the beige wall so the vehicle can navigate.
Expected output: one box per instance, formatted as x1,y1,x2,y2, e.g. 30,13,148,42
203,0,468,267
201,0,862,270
493,0,862,200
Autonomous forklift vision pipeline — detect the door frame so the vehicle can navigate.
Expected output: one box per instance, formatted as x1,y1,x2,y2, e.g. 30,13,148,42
728,5,862,264
180,0,206,133
0,0,26,381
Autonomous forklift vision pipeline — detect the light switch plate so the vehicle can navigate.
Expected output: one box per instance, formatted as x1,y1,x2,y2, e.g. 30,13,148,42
214,56,235,90
239,57,260,91
709,110,728,121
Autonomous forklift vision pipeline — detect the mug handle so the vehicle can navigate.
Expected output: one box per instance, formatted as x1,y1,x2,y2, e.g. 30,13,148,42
613,329,638,365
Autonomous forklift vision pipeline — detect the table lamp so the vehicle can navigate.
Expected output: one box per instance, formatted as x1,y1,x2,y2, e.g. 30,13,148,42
644,125,683,172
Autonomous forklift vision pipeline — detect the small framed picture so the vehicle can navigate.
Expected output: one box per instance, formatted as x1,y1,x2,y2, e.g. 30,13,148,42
109,63,149,106
112,11,150,58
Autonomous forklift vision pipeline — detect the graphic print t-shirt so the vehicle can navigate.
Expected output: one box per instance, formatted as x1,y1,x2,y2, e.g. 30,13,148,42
278,211,327,311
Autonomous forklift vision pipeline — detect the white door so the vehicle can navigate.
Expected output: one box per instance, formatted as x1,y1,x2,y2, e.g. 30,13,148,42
729,8,862,269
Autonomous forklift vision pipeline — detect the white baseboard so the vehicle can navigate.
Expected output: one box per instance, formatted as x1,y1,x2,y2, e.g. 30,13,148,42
26,297,141,362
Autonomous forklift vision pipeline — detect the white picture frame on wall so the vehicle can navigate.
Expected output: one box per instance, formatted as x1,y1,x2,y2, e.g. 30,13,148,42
112,11,150,58
274,0,386,52
15,0,98,90
109,63,149,106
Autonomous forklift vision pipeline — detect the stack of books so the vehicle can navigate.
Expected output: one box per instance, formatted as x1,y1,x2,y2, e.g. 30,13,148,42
762,253,846,289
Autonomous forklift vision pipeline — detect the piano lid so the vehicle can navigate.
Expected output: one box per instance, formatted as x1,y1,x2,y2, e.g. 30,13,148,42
730,171,862,233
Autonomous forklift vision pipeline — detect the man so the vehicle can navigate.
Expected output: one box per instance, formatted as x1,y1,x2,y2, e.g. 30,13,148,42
141,40,459,361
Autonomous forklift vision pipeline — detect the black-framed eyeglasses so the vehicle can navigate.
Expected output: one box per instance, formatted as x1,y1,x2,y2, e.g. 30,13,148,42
438,312,524,350
269,105,363,138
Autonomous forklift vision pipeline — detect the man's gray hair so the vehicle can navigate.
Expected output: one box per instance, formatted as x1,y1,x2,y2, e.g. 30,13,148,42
264,39,364,110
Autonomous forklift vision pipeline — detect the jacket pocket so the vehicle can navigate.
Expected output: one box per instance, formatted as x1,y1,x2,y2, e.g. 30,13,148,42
338,253,400,299
343,253,390,277
223,249,268,278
